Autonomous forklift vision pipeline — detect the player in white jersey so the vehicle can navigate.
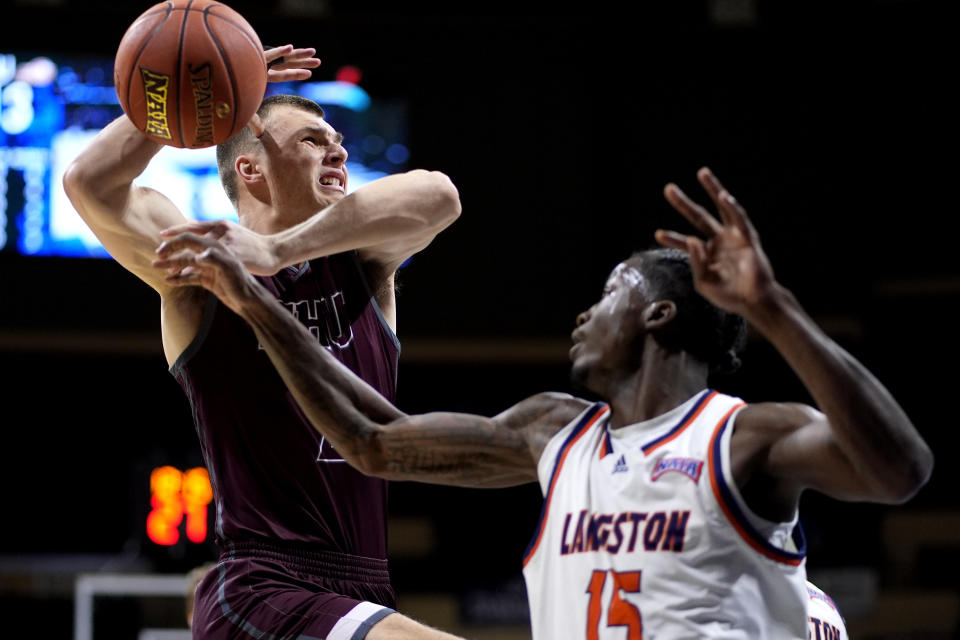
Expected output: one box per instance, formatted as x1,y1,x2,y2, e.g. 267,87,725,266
806,582,848,640
155,166,933,639
523,391,808,638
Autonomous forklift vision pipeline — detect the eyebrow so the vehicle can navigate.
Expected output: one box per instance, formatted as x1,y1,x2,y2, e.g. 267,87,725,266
299,126,344,145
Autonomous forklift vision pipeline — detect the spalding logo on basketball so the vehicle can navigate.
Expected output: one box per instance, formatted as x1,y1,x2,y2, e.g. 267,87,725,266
114,0,267,148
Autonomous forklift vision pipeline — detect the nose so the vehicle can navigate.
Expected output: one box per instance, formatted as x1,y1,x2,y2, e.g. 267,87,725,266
576,309,590,327
325,142,348,166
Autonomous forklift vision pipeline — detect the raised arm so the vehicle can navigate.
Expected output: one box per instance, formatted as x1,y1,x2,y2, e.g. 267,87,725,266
656,168,933,507
62,114,187,293
153,234,585,487
280,168,461,276
62,44,320,294
157,168,462,277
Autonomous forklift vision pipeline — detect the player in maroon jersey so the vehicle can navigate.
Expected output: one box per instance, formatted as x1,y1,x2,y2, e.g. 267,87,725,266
64,47,464,639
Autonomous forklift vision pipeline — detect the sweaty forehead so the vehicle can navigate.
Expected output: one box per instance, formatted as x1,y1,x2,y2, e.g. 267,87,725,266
609,261,647,291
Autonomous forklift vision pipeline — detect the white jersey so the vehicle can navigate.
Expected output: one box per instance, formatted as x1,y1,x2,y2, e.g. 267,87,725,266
522,390,809,639
806,582,848,640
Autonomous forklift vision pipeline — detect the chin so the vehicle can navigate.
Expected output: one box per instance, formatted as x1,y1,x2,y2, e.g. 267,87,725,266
314,191,345,210
568,358,606,400
568,363,590,393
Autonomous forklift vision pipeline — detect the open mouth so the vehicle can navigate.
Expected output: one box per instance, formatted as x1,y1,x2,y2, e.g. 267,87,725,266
319,175,343,189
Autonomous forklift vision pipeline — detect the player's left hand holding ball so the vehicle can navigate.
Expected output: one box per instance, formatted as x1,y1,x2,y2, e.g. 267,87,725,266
249,44,320,136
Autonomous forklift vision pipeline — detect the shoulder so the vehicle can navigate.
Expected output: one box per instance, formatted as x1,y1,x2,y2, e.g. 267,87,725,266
726,400,827,497
496,392,596,460
503,392,595,426
733,400,824,442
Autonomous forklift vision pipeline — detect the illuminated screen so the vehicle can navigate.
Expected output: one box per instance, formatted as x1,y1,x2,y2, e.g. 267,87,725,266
0,52,409,258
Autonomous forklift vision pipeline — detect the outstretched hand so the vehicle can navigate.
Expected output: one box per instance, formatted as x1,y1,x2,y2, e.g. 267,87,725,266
655,167,777,317
265,44,320,83
157,219,279,276
247,45,322,136
152,233,260,316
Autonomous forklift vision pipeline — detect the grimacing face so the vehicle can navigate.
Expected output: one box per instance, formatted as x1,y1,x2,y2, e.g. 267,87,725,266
569,260,650,391
257,104,350,217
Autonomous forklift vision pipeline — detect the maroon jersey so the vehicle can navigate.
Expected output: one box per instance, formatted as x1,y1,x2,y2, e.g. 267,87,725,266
171,251,399,559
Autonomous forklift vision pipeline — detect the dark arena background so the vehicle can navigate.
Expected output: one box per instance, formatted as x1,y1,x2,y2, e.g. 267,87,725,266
0,0,956,638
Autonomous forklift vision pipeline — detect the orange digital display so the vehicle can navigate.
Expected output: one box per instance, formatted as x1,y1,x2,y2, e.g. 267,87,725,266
146,466,213,546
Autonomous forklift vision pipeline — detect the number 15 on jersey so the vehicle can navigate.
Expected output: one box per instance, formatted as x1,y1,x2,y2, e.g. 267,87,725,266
586,569,643,639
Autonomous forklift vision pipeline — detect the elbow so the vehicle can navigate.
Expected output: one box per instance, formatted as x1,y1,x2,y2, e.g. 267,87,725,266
891,444,935,504
61,159,90,204
340,425,393,479
62,156,116,210
877,442,935,505
417,170,462,231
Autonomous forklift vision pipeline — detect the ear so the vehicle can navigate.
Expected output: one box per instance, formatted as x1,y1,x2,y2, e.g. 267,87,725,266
235,154,263,187
641,300,677,329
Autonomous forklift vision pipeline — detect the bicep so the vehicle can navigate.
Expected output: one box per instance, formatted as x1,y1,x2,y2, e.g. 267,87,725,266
357,232,437,278
65,176,190,292
368,394,585,488
746,403,879,501
365,412,535,487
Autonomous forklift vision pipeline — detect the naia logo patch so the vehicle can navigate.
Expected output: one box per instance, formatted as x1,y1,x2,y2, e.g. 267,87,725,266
651,457,704,483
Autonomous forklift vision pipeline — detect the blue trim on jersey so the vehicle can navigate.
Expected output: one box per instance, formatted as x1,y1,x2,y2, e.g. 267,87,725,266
710,414,807,564
522,402,608,563
601,429,614,457
641,388,713,453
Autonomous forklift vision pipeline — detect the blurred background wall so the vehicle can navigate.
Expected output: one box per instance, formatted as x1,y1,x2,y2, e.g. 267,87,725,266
0,0,956,638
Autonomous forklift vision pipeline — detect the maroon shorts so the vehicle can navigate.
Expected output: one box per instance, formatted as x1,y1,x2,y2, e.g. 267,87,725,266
192,539,397,639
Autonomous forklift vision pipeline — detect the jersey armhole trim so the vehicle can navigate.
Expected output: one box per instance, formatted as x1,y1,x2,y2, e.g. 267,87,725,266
169,291,217,377
522,402,610,567
347,251,401,353
370,294,401,353
707,404,807,566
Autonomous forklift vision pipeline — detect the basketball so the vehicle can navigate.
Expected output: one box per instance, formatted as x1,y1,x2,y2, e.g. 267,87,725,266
114,0,267,149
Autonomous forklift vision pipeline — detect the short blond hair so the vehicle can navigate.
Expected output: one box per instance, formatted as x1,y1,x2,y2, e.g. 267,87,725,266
215,94,327,206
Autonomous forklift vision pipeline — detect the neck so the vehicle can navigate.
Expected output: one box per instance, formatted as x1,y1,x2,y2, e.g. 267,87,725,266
237,197,313,235
603,346,709,429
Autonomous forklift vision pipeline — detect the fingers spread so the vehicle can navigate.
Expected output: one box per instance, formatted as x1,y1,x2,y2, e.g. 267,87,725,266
279,48,320,65
267,69,315,83
263,44,295,63
697,167,738,229
153,248,200,272
654,229,690,251
685,237,708,272
720,190,759,240
159,220,220,238
155,232,213,258
263,45,320,83
663,183,723,237
697,167,759,240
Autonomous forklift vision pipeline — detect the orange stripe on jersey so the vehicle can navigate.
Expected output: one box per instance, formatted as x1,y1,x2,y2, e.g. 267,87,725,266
599,430,613,459
642,390,718,455
707,403,805,566
523,404,610,568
